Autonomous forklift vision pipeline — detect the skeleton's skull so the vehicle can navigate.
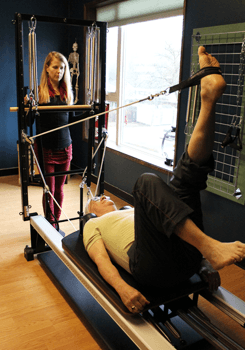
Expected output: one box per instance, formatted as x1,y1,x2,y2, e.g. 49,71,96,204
72,42,78,52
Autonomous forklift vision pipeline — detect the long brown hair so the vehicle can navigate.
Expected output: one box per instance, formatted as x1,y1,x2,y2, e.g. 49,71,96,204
39,51,73,105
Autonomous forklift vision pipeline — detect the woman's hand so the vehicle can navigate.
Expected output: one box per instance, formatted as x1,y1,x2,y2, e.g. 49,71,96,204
24,94,29,105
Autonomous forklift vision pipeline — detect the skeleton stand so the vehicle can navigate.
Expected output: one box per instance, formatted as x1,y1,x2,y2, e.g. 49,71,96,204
68,41,80,104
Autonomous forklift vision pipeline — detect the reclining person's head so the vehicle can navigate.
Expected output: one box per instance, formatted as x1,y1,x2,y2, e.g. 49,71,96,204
84,195,117,217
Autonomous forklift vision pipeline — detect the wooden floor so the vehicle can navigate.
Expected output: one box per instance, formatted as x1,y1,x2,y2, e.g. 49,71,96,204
1,174,245,350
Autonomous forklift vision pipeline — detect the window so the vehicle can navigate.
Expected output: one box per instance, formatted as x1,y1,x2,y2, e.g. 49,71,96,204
96,1,184,169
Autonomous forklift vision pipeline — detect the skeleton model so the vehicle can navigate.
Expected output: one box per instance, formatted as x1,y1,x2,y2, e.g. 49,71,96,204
68,41,80,104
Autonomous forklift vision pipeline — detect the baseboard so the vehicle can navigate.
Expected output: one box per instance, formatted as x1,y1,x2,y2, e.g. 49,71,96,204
0,165,133,204
0,167,18,177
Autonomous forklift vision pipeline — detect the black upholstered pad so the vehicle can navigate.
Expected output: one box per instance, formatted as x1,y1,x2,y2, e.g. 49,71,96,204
62,231,207,315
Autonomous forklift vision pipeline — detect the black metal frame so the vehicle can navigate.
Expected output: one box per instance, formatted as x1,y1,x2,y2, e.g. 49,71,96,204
14,13,107,259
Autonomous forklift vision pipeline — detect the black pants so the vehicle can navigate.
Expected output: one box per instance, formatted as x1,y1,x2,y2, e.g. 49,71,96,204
128,151,214,289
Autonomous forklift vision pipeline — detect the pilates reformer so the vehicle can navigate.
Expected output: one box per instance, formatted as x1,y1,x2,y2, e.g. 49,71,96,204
13,13,245,350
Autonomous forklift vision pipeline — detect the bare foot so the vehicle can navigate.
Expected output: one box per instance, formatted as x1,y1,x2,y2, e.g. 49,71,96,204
175,218,245,271
202,239,245,270
198,46,226,103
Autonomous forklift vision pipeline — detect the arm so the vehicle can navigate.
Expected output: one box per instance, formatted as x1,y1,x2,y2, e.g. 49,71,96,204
87,238,150,313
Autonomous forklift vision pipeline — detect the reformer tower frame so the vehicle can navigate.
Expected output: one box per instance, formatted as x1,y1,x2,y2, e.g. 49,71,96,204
14,12,107,259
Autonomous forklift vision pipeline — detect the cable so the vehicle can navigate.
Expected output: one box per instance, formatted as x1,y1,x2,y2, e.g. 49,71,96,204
28,90,168,142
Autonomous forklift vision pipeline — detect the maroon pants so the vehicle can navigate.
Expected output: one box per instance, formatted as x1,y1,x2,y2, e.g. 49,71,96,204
41,144,72,222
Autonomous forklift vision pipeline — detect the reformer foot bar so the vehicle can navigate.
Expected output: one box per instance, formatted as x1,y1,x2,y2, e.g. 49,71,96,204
31,215,245,350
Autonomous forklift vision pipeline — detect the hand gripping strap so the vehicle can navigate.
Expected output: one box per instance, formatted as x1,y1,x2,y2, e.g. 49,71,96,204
169,67,222,94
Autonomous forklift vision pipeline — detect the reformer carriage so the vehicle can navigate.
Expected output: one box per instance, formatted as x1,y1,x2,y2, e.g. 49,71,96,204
13,12,245,350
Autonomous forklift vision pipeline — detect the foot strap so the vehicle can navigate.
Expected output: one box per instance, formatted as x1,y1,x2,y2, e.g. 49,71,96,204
169,67,222,94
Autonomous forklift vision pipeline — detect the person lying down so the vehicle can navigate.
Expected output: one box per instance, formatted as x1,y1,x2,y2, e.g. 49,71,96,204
83,47,245,314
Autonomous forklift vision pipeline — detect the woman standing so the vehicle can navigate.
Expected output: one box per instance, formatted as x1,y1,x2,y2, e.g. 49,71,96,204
37,51,73,227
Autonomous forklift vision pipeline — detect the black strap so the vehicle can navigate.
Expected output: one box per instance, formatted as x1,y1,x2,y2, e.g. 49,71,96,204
169,67,222,94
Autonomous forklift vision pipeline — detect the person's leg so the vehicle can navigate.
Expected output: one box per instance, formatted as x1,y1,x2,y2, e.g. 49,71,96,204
129,173,202,288
172,48,245,270
187,46,226,165
53,160,71,220
170,46,226,228
43,162,55,221
53,146,72,221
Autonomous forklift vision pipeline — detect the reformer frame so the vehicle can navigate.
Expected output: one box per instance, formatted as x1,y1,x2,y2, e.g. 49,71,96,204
14,13,245,350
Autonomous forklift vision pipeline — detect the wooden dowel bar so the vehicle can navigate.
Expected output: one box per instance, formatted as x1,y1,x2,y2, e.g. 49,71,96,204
10,104,92,112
